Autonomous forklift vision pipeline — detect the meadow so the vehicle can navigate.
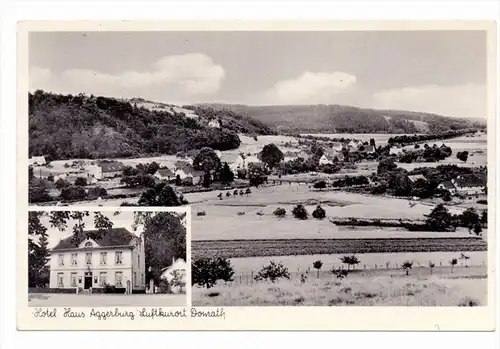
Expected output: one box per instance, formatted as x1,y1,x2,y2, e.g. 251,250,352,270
192,266,487,306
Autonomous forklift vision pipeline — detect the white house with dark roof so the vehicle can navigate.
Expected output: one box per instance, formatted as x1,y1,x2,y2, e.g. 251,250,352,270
331,142,344,152
451,175,486,195
160,258,187,294
389,145,404,155
208,119,222,128
88,161,126,180
29,156,47,166
49,227,145,292
154,168,175,181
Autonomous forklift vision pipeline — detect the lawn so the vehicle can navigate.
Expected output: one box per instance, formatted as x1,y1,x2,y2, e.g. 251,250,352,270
28,293,187,307
192,266,487,306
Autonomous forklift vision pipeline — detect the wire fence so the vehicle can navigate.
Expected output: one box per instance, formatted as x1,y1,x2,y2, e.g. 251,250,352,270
221,260,487,287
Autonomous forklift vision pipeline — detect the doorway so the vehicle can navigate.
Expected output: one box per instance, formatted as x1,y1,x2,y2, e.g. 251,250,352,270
84,272,93,289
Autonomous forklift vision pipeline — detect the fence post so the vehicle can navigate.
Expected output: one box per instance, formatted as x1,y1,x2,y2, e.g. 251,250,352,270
375,264,377,269
363,264,366,270
251,271,254,284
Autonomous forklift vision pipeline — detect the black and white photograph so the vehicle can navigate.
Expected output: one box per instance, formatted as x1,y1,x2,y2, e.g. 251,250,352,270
27,28,491,308
28,208,188,307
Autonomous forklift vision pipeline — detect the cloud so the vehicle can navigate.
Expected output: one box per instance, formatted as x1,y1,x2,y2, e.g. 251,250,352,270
261,71,357,104
371,84,487,119
29,53,225,99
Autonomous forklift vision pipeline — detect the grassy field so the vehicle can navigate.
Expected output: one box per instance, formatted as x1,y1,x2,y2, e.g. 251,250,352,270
192,238,487,259
28,293,187,307
224,251,487,274
192,266,487,306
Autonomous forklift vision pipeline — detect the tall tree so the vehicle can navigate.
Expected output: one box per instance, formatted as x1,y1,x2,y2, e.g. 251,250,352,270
219,162,234,184
259,143,284,169
28,212,50,287
425,204,455,232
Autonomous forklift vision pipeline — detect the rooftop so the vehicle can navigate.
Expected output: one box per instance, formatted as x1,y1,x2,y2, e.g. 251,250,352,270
52,227,138,251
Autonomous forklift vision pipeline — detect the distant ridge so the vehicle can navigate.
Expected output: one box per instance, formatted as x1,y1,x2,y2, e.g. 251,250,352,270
194,103,485,134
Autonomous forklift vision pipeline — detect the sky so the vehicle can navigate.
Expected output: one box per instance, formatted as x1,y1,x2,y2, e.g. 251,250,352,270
36,211,139,248
29,31,487,118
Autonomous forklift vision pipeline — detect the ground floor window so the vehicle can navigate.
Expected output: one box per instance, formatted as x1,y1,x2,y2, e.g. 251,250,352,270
70,273,77,287
57,273,64,288
100,272,107,286
115,272,123,287
134,272,137,286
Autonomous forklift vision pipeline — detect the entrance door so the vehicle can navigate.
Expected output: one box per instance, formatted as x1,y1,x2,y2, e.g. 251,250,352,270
84,272,93,289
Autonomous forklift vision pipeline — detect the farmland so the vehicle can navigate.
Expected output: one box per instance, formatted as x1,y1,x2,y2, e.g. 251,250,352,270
192,238,487,259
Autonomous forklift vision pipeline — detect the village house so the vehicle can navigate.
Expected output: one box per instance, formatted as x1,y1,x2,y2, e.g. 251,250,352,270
154,168,175,181
49,228,145,293
389,145,404,155
160,258,187,294
330,142,344,152
437,181,457,194
88,161,126,180
362,145,376,154
408,174,428,183
29,156,47,166
348,139,363,151
174,164,204,184
451,175,486,196
208,119,222,128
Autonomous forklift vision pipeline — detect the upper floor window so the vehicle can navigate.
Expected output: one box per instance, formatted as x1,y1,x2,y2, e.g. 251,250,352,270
85,252,92,265
115,251,123,265
100,252,107,265
71,253,78,266
84,241,93,247
58,254,64,266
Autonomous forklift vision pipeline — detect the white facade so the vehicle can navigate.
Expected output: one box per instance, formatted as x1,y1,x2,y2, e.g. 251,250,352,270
318,154,333,165
29,156,47,166
49,237,145,292
389,147,404,155
160,258,187,294
208,119,221,128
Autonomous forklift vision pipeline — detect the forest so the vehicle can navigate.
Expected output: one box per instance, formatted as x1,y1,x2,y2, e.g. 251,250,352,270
28,91,272,161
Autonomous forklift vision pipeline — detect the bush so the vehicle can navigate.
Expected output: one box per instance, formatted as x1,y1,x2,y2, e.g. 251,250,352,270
74,177,87,186
196,211,206,217
312,205,326,219
313,180,327,190
458,297,479,307
273,207,286,218
292,204,308,220
254,261,290,283
192,257,235,289
87,186,107,200
60,185,86,201
477,199,487,205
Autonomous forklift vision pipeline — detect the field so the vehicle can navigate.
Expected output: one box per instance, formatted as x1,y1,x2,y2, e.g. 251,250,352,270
192,238,487,259
192,266,487,306
28,293,187,307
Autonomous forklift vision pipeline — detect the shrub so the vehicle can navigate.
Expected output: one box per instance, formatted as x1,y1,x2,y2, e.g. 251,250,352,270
197,211,206,217
74,177,87,186
312,205,326,219
402,260,413,275
273,207,286,218
458,297,479,307
292,204,308,220
339,255,361,270
477,199,487,205
60,185,86,201
254,261,290,283
313,180,327,190
191,257,234,289
330,267,349,280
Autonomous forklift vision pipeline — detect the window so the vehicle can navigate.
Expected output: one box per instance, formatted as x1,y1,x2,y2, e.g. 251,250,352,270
57,273,64,287
134,272,137,286
115,272,123,287
137,255,140,268
85,252,92,265
71,253,78,266
58,254,64,266
100,252,107,265
115,251,123,265
70,273,77,287
84,241,93,247
100,272,107,286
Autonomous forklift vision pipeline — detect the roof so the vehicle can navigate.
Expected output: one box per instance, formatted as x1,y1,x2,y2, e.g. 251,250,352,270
440,181,456,190
174,160,190,169
363,145,375,152
220,153,240,164
52,228,138,251
453,175,486,188
408,174,427,182
97,161,125,173
156,168,175,177
331,142,343,148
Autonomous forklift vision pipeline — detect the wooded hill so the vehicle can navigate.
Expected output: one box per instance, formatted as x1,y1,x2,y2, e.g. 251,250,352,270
29,91,273,161
196,103,485,134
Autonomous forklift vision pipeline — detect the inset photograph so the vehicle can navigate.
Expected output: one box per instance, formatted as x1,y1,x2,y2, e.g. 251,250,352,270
27,208,188,307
